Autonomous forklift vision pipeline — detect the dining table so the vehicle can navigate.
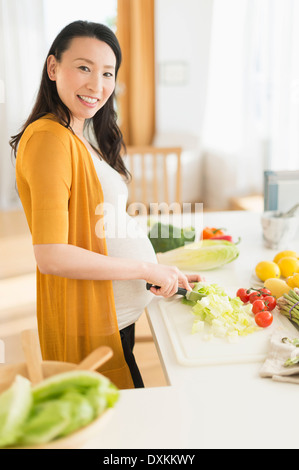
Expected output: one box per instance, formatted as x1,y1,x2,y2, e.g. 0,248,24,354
82,210,299,450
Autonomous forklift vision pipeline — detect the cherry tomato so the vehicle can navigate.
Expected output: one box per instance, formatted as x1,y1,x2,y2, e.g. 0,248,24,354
255,310,273,328
258,288,272,297
236,288,250,303
249,292,262,304
262,295,276,311
252,299,268,315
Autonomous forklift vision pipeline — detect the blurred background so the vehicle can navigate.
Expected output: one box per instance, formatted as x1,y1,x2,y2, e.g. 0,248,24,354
1,0,299,213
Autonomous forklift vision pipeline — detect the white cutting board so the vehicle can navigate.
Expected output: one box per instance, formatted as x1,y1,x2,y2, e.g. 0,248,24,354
159,298,299,366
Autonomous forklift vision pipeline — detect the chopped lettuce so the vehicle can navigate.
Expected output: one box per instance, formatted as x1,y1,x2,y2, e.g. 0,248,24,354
182,281,227,307
189,283,259,341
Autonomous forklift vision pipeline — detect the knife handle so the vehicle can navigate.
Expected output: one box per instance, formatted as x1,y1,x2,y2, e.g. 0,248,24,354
146,283,187,296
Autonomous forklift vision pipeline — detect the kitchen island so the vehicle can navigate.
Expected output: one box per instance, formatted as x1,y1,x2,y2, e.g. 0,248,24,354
83,211,299,450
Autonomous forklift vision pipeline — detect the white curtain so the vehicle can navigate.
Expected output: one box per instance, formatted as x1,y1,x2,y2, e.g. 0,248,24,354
202,0,299,209
0,0,47,210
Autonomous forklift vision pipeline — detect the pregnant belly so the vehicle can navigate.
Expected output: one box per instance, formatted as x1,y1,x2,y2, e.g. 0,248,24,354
105,215,158,329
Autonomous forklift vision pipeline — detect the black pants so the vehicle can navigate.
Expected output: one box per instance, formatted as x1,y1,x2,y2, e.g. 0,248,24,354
119,323,144,388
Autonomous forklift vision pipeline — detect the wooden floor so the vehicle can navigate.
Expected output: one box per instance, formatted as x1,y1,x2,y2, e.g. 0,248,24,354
0,209,168,388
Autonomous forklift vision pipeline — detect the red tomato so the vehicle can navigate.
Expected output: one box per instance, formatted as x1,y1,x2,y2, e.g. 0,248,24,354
252,299,267,315
249,292,262,304
236,288,250,303
262,295,276,311
258,288,272,297
255,310,273,328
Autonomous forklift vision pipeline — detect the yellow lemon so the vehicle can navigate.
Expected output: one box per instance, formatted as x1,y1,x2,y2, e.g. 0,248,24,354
264,278,290,298
273,250,298,264
286,276,297,288
277,257,299,278
255,261,280,282
287,273,299,288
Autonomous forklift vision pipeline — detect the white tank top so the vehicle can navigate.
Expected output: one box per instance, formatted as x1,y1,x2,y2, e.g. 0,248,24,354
90,152,157,330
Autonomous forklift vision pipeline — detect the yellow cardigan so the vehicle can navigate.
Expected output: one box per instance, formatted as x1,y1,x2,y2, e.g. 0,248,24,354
16,114,134,389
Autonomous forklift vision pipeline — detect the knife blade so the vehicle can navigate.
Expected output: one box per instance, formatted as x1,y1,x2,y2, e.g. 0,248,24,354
146,283,203,302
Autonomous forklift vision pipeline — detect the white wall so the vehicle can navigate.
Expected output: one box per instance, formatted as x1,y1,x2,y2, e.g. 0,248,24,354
154,0,214,204
155,0,214,138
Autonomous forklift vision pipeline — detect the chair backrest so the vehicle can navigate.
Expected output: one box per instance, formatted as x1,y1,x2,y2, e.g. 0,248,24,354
124,146,182,215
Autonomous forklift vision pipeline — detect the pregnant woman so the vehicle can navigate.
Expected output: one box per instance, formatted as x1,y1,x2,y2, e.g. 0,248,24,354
11,21,202,388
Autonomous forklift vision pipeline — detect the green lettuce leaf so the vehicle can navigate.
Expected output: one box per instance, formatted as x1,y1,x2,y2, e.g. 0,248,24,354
158,239,239,270
57,391,94,437
86,382,119,416
0,375,32,448
191,289,258,341
18,399,73,445
32,370,111,404
0,369,120,448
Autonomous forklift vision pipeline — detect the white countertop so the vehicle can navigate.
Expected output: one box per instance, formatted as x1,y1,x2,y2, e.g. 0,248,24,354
88,211,299,450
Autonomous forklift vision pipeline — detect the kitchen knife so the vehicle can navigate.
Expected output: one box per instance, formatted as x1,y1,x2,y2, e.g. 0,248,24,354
146,283,203,302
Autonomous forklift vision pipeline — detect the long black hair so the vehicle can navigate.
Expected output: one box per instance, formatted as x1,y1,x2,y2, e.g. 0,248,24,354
10,20,130,180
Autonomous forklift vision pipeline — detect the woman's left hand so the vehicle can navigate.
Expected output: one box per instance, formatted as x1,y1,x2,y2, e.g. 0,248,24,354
184,273,205,289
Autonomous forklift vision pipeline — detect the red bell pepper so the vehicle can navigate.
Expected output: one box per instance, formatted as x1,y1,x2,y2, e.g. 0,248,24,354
210,235,241,244
210,235,233,242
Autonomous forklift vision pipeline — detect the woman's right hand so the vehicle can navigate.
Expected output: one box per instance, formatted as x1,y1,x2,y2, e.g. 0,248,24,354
143,263,192,298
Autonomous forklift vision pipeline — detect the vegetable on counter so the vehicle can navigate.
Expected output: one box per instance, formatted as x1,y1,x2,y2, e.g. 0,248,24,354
209,235,234,242
282,337,299,367
277,288,299,327
254,310,273,328
157,239,239,271
284,355,299,367
236,287,275,328
201,226,239,244
148,222,196,253
282,337,299,347
182,281,227,307
0,370,119,448
191,283,259,342
202,227,226,239
188,282,259,342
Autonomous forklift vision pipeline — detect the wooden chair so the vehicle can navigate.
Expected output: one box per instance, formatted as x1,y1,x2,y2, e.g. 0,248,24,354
125,146,181,345
124,146,182,216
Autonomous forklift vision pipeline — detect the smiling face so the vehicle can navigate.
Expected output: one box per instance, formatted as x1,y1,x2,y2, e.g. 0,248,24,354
47,36,116,134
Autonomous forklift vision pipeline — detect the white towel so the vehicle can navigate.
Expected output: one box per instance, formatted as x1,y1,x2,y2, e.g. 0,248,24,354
260,331,299,384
